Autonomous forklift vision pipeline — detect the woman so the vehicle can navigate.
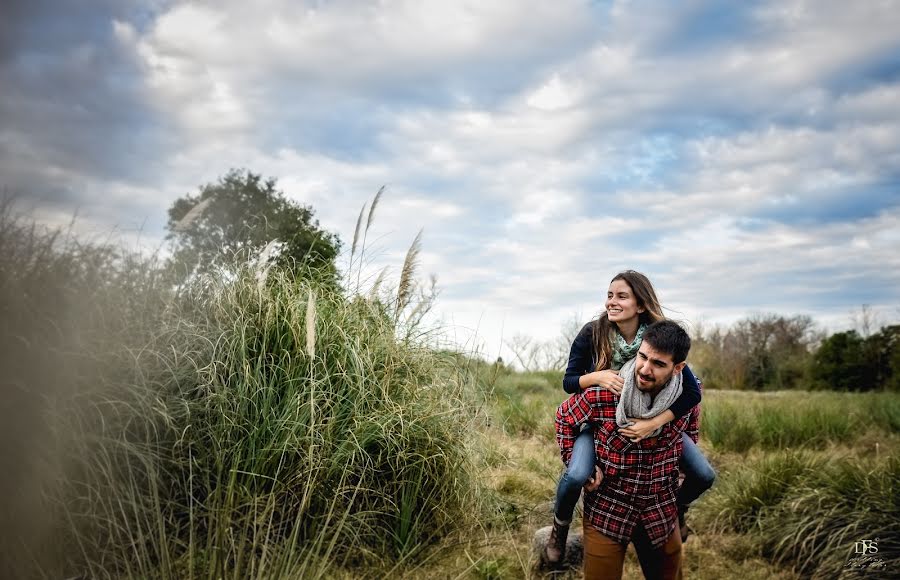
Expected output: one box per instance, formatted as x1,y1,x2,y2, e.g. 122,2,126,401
544,270,716,566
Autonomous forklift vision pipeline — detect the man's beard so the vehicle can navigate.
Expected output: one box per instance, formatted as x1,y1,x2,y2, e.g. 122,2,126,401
635,370,673,392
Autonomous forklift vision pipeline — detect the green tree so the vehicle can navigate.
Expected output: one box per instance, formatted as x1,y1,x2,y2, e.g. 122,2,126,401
166,169,341,284
811,330,875,391
866,324,900,390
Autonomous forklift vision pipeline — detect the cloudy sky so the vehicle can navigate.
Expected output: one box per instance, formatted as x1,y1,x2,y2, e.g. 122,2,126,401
3,0,899,362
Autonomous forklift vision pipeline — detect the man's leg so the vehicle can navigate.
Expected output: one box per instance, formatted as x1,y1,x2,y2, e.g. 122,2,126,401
582,523,627,580
632,524,682,580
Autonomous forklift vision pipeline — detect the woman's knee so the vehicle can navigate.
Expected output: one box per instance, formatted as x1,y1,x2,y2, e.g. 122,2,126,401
682,438,716,489
568,430,596,484
566,456,595,485
687,463,715,493
700,465,716,489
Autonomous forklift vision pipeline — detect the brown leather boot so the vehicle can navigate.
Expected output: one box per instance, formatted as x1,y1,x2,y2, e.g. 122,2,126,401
544,518,570,567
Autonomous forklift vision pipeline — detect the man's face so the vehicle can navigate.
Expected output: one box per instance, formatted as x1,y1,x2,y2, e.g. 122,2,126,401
634,342,686,394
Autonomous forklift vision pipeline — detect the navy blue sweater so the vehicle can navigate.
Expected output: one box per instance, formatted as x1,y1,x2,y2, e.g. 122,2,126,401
562,322,701,419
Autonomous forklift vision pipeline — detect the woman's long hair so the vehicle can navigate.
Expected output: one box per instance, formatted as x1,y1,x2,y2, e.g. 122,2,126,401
592,270,665,371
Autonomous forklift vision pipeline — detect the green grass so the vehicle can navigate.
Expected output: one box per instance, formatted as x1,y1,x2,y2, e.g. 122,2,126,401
702,390,900,452
485,371,565,440
0,204,495,579
695,450,900,578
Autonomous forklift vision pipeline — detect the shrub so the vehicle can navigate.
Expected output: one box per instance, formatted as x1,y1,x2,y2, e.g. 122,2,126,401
0,204,489,579
696,450,900,578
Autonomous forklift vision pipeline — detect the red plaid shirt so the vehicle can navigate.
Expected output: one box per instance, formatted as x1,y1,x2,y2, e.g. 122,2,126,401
685,381,702,444
556,383,692,548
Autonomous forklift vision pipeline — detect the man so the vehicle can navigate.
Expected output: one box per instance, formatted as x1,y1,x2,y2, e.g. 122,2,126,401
556,320,693,580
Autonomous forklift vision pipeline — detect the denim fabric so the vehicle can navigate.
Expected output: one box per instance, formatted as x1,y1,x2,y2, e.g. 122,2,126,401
676,433,716,507
554,426,595,521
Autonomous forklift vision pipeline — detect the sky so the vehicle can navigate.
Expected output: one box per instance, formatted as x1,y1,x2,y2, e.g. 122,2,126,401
2,0,899,364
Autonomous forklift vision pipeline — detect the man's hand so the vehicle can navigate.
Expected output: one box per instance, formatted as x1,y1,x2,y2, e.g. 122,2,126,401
582,370,624,395
619,418,661,442
583,465,603,493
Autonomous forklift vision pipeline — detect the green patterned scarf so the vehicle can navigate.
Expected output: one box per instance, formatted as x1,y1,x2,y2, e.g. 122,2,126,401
610,323,647,370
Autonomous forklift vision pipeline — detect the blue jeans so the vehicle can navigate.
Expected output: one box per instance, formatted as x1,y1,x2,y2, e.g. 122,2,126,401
553,427,716,521
676,434,716,508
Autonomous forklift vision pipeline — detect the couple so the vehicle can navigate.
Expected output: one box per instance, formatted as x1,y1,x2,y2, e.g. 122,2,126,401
546,271,716,579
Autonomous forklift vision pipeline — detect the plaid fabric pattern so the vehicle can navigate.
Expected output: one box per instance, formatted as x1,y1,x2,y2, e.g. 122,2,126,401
684,377,702,444
556,383,691,548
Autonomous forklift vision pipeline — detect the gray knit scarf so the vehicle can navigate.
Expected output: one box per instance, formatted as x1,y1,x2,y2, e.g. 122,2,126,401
610,324,647,371
615,357,683,437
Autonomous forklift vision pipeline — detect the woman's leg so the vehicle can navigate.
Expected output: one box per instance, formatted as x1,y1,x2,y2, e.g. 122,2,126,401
554,426,596,522
677,433,716,508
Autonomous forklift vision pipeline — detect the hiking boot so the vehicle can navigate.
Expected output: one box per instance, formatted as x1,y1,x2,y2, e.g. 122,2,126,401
544,518,570,567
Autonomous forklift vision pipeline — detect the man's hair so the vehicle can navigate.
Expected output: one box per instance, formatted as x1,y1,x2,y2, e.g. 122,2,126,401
642,320,691,364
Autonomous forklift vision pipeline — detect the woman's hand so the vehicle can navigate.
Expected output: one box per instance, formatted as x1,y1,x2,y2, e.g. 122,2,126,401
582,370,624,394
619,417,662,442
583,465,603,493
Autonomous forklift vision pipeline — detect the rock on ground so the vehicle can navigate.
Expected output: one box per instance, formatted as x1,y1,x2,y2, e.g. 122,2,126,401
533,525,584,570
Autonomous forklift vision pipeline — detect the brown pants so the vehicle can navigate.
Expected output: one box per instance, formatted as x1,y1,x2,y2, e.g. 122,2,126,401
583,522,683,580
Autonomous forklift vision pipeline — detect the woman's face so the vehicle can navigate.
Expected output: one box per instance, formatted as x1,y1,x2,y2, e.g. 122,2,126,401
606,279,645,324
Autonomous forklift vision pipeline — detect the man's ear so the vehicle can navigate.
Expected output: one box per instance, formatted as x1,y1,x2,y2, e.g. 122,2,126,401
674,361,686,374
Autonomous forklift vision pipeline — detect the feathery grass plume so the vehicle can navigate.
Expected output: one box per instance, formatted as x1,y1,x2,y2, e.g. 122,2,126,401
356,185,385,290
404,273,439,333
305,288,316,359
255,239,280,292
350,202,366,265
366,185,384,230
369,266,389,300
396,229,422,317
172,195,214,232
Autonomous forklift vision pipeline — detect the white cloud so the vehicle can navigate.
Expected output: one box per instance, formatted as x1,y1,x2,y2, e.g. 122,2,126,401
6,0,900,364
526,74,583,111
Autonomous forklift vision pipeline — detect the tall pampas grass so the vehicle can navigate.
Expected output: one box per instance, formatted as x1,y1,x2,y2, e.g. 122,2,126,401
305,288,316,359
350,185,384,291
172,196,214,232
0,200,489,579
396,228,422,318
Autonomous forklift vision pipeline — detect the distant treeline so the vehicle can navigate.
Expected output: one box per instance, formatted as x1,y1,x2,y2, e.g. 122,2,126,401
690,314,899,391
